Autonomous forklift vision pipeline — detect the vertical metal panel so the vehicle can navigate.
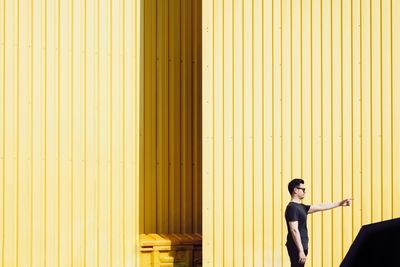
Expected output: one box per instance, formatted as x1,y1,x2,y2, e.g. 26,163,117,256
202,0,214,264
253,0,263,266
233,0,243,264
181,0,194,234
392,0,400,219
381,0,392,222
0,0,142,266
243,0,253,265
222,0,234,264
156,0,169,234
203,0,400,266
144,0,157,234
168,0,181,234
213,0,223,264
193,0,202,235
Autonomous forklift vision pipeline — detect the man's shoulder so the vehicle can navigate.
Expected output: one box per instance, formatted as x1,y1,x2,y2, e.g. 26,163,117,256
286,202,303,207
286,202,310,212
285,202,299,212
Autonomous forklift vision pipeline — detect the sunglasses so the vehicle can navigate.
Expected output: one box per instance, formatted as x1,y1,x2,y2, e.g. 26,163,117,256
296,187,306,192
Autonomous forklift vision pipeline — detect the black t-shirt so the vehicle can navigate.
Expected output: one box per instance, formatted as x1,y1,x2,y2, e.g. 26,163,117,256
285,202,311,250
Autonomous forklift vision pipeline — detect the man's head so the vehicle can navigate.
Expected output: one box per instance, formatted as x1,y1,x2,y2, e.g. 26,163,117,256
288,178,306,199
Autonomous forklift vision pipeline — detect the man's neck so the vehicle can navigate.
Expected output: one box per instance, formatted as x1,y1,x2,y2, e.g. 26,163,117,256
290,198,301,203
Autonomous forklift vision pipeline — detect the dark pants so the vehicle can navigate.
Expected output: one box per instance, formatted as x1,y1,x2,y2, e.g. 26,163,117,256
286,243,309,267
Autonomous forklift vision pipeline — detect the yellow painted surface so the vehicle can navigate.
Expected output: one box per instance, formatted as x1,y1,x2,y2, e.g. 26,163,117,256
3,0,400,266
141,0,202,235
202,0,400,266
0,0,142,266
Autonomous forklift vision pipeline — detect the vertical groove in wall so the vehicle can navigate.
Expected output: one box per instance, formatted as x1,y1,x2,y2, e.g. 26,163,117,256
330,0,333,260
300,0,303,177
310,0,313,264
192,2,195,237
70,0,74,264
320,0,324,260
167,0,172,233
139,0,145,236
212,0,215,260
271,0,274,264
142,0,146,234
155,0,159,233
261,0,264,264
83,0,87,264
231,0,235,263
44,0,47,264
136,0,142,261
350,0,354,241
188,0,195,234
221,0,225,263
279,0,282,264
379,0,383,222
192,0,195,234
251,0,254,262
96,0,100,264
241,0,244,265
369,0,372,222
180,0,184,234
178,0,182,235
57,0,60,264
290,0,293,179
121,0,126,264
199,0,202,235
1,0,5,264
340,0,344,259
390,0,393,219
109,0,112,263
16,0,20,264
30,0,34,263
155,0,158,234
360,0,363,225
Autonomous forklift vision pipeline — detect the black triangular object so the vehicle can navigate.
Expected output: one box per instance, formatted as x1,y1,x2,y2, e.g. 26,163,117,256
340,217,400,267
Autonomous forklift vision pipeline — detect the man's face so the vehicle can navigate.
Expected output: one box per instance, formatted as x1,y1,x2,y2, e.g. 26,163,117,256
295,183,306,199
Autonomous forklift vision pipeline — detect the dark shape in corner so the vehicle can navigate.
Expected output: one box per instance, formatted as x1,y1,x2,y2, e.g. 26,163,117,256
340,217,400,267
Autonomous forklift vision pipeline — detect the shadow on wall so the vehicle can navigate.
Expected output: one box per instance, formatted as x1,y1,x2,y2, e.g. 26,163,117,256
138,0,202,265
138,0,203,238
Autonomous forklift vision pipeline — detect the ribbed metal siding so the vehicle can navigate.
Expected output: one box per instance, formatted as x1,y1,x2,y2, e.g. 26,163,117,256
141,0,202,235
0,0,142,266
202,0,400,266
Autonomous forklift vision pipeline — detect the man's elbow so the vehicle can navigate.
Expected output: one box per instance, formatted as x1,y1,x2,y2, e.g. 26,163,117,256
289,228,299,235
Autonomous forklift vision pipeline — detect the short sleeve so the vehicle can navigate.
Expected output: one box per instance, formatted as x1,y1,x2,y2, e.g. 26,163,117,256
303,204,311,214
286,205,299,222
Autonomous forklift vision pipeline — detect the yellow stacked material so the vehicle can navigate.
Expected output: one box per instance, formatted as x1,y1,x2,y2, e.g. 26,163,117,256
139,233,202,267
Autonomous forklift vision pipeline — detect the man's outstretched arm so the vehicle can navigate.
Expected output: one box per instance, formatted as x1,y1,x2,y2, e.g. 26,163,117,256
308,198,353,214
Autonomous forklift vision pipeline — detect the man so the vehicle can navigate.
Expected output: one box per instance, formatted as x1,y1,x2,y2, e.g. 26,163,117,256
285,178,352,267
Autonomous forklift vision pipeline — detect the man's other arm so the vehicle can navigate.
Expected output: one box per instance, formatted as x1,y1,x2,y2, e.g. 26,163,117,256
288,221,307,264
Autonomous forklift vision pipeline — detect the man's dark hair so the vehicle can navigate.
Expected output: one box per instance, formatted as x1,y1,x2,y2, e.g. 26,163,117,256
288,178,305,195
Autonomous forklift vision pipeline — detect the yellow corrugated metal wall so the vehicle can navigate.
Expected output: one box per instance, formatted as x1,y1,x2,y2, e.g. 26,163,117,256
141,0,202,235
202,0,400,266
0,0,142,266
